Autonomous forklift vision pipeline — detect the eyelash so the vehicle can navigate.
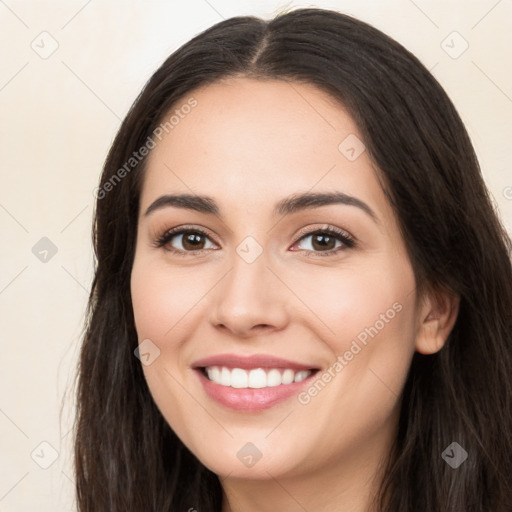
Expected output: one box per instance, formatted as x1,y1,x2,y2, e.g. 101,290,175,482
153,224,356,258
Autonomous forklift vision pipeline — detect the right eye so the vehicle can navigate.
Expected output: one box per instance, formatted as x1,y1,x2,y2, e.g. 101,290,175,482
154,227,218,256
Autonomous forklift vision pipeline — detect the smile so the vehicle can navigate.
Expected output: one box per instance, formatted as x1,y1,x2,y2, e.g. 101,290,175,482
192,353,320,411
203,366,313,388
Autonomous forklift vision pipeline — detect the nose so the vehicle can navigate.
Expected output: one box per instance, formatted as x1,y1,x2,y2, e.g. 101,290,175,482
208,248,289,339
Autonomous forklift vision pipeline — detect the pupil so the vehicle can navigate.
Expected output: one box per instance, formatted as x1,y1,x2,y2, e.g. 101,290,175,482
184,233,204,250
313,234,334,251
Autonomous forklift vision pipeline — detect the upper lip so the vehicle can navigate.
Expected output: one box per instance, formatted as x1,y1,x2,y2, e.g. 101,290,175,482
192,353,319,371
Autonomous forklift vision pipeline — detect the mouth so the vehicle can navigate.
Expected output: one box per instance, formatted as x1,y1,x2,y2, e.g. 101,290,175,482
191,354,321,411
198,366,319,388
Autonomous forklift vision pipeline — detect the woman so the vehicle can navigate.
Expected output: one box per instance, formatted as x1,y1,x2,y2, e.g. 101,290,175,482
75,7,512,511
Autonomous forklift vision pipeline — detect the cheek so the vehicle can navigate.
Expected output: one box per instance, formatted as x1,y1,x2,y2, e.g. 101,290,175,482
289,275,417,472
130,258,202,447
130,257,206,340
291,257,417,420
130,254,216,418
291,255,416,346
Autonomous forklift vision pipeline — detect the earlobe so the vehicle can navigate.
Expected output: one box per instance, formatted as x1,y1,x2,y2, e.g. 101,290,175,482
415,289,460,355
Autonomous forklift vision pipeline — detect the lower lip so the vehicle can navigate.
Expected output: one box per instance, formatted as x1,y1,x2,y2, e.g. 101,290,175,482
194,368,317,412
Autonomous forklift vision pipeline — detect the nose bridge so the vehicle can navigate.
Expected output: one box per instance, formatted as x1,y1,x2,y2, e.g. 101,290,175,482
210,238,288,335
223,242,274,310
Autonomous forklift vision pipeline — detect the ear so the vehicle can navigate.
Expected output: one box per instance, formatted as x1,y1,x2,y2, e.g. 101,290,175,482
415,287,460,355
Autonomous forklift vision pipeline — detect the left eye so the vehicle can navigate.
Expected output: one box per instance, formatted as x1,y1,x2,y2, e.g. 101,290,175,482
291,228,354,255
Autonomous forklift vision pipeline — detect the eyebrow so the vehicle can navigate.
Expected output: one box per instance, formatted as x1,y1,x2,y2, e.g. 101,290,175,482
144,191,379,223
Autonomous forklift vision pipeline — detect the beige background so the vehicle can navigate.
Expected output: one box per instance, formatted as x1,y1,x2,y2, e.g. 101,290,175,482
0,0,511,510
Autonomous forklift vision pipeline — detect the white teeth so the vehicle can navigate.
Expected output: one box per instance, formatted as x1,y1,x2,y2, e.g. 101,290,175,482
231,368,248,388
282,369,295,384
248,368,267,388
266,369,282,387
220,367,231,386
294,370,310,383
203,366,313,388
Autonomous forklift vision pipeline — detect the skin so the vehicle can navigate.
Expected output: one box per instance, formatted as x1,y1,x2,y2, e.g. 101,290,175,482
130,77,459,512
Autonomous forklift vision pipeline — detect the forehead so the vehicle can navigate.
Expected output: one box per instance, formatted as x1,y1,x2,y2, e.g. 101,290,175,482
139,77,388,221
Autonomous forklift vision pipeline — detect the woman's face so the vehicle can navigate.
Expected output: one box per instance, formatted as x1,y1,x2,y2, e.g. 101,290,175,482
130,77,427,482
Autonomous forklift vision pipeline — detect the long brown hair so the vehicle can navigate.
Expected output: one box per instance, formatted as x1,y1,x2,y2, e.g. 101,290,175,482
74,7,512,510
